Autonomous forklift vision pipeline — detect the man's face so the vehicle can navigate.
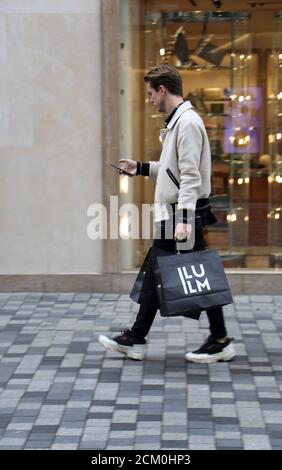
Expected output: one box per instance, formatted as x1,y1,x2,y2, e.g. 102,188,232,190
146,83,166,113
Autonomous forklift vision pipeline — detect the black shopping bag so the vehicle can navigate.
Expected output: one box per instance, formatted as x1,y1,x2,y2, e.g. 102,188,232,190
155,249,233,318
130,248,154,304
130,245,175,305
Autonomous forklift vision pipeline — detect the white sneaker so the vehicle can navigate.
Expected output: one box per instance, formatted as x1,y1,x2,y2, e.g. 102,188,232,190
185,337,236,364
98,330,146,361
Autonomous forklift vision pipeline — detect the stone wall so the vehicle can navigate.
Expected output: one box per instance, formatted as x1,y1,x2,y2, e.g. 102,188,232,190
0,1,103,274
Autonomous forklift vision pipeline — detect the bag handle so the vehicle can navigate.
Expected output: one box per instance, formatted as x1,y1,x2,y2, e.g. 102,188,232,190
194,12,213,55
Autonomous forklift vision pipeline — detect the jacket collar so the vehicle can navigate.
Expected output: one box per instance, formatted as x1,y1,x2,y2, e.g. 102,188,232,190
166,100,193,129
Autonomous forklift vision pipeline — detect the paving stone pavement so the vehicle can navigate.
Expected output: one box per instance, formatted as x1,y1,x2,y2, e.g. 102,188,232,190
0,292,282,450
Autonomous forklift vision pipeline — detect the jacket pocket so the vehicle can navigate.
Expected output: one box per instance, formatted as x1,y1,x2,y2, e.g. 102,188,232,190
166,168,180,189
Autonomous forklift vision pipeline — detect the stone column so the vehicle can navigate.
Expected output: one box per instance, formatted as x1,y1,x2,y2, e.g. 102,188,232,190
100,0,121,273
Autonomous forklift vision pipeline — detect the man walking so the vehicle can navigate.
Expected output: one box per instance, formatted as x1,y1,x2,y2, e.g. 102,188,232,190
99,65,235,363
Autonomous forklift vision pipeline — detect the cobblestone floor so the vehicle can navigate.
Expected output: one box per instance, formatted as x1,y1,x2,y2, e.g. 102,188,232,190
0,293,282,450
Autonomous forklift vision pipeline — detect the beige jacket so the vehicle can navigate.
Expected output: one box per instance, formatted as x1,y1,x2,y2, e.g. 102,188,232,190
149,101,211,222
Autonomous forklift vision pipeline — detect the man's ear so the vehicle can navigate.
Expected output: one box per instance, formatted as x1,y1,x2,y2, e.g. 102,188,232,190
159,85,166,95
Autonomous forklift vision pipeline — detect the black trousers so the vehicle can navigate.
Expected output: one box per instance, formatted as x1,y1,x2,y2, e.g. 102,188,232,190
131,227,227,340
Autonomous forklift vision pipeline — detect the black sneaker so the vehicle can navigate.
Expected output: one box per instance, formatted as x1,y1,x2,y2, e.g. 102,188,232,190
185,335,235,363
98,329,146,360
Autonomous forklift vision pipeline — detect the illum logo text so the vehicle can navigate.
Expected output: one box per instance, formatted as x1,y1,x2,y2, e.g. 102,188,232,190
177,264,211,294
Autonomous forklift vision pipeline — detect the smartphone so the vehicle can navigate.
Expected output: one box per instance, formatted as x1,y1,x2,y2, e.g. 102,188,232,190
110,163,132,176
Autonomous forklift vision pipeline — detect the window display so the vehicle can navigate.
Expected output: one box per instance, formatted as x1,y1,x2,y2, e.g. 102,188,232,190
119,1,282,271
144,11,252,266
268,12,282,267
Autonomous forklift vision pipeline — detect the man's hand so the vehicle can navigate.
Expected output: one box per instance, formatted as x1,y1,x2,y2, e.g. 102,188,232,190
119,159,137,177
174,222,192,241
